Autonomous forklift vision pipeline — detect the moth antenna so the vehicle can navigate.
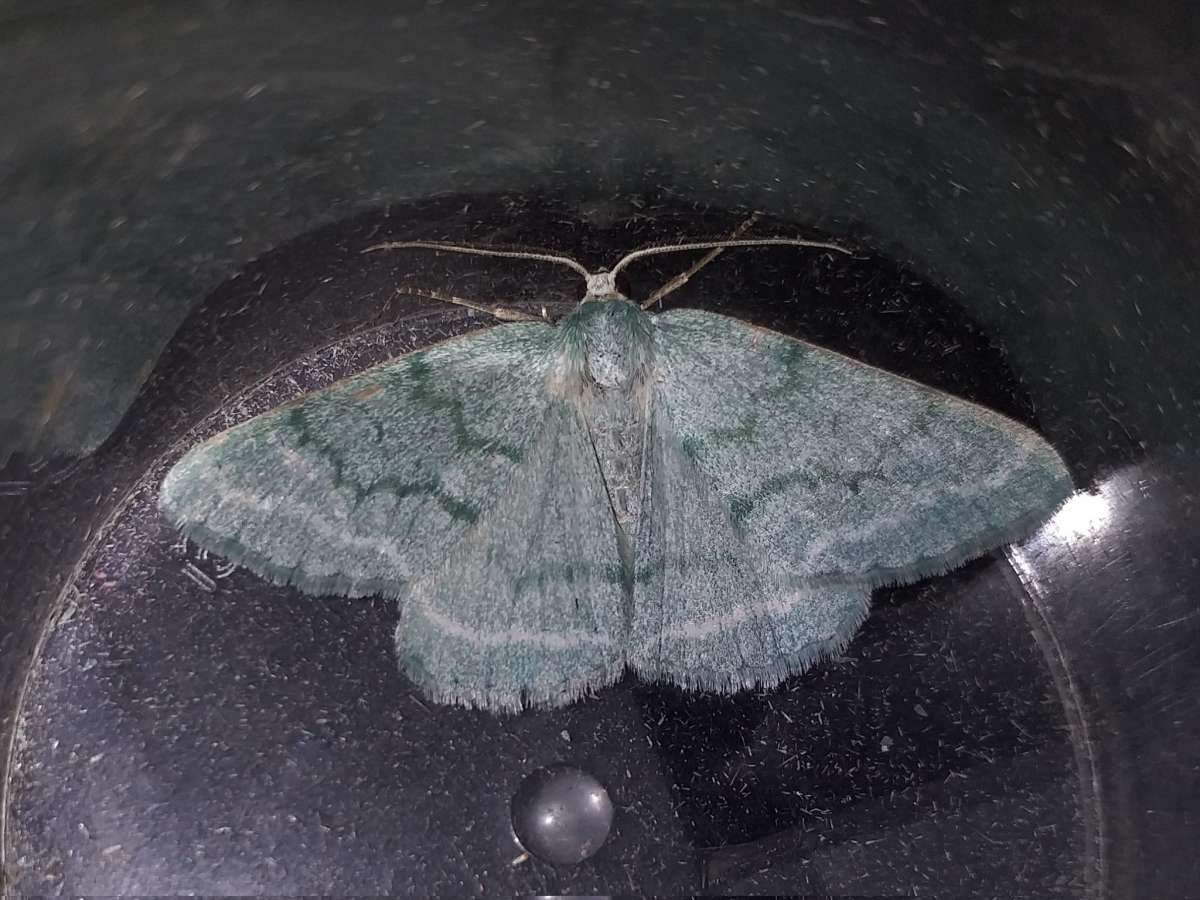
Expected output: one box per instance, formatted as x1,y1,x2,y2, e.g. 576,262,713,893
610,235,855,282
640,213,761,310
362,240,591,279
400,285,542,322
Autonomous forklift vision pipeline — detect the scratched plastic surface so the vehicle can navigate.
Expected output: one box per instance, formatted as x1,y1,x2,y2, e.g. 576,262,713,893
1,4,1198,897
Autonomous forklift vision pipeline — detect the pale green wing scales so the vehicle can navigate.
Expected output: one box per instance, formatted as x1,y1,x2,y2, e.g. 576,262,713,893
160,321,629,711
161,289,1075,709
630,402,870,692
396,399,627,711
650,309,1073,588
160,324,561,599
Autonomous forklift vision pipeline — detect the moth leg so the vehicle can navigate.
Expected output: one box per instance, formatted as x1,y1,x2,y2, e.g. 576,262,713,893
639,212,761,310
401,286,543,322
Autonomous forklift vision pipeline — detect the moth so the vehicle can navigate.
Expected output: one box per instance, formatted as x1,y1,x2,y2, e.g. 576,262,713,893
159,229,1072,712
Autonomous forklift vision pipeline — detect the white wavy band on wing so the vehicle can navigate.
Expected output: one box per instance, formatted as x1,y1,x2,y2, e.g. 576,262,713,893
654,589,819,643
412,597,615,649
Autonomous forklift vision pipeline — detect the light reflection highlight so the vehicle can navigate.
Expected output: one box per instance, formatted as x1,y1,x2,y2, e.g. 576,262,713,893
1044,486,1114,542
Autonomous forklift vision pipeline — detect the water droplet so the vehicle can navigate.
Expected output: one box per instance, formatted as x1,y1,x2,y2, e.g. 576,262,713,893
510,765,614,865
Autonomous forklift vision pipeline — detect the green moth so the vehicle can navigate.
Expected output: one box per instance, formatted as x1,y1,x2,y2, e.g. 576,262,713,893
159,235,1072,712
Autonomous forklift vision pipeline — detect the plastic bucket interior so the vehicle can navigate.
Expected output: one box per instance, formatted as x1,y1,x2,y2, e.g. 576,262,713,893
1,3,1197,896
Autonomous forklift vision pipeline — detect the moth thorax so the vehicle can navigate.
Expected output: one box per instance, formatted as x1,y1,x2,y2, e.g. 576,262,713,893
584,312,651,389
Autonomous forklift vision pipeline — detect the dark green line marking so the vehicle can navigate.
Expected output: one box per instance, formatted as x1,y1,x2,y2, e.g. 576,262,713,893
286,405,480,523
510,560,627,598
407,353,526,463
728,461,888,526
710,413,758,446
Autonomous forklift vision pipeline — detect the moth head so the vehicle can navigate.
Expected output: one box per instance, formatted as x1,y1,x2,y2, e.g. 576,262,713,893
583,270,626,303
